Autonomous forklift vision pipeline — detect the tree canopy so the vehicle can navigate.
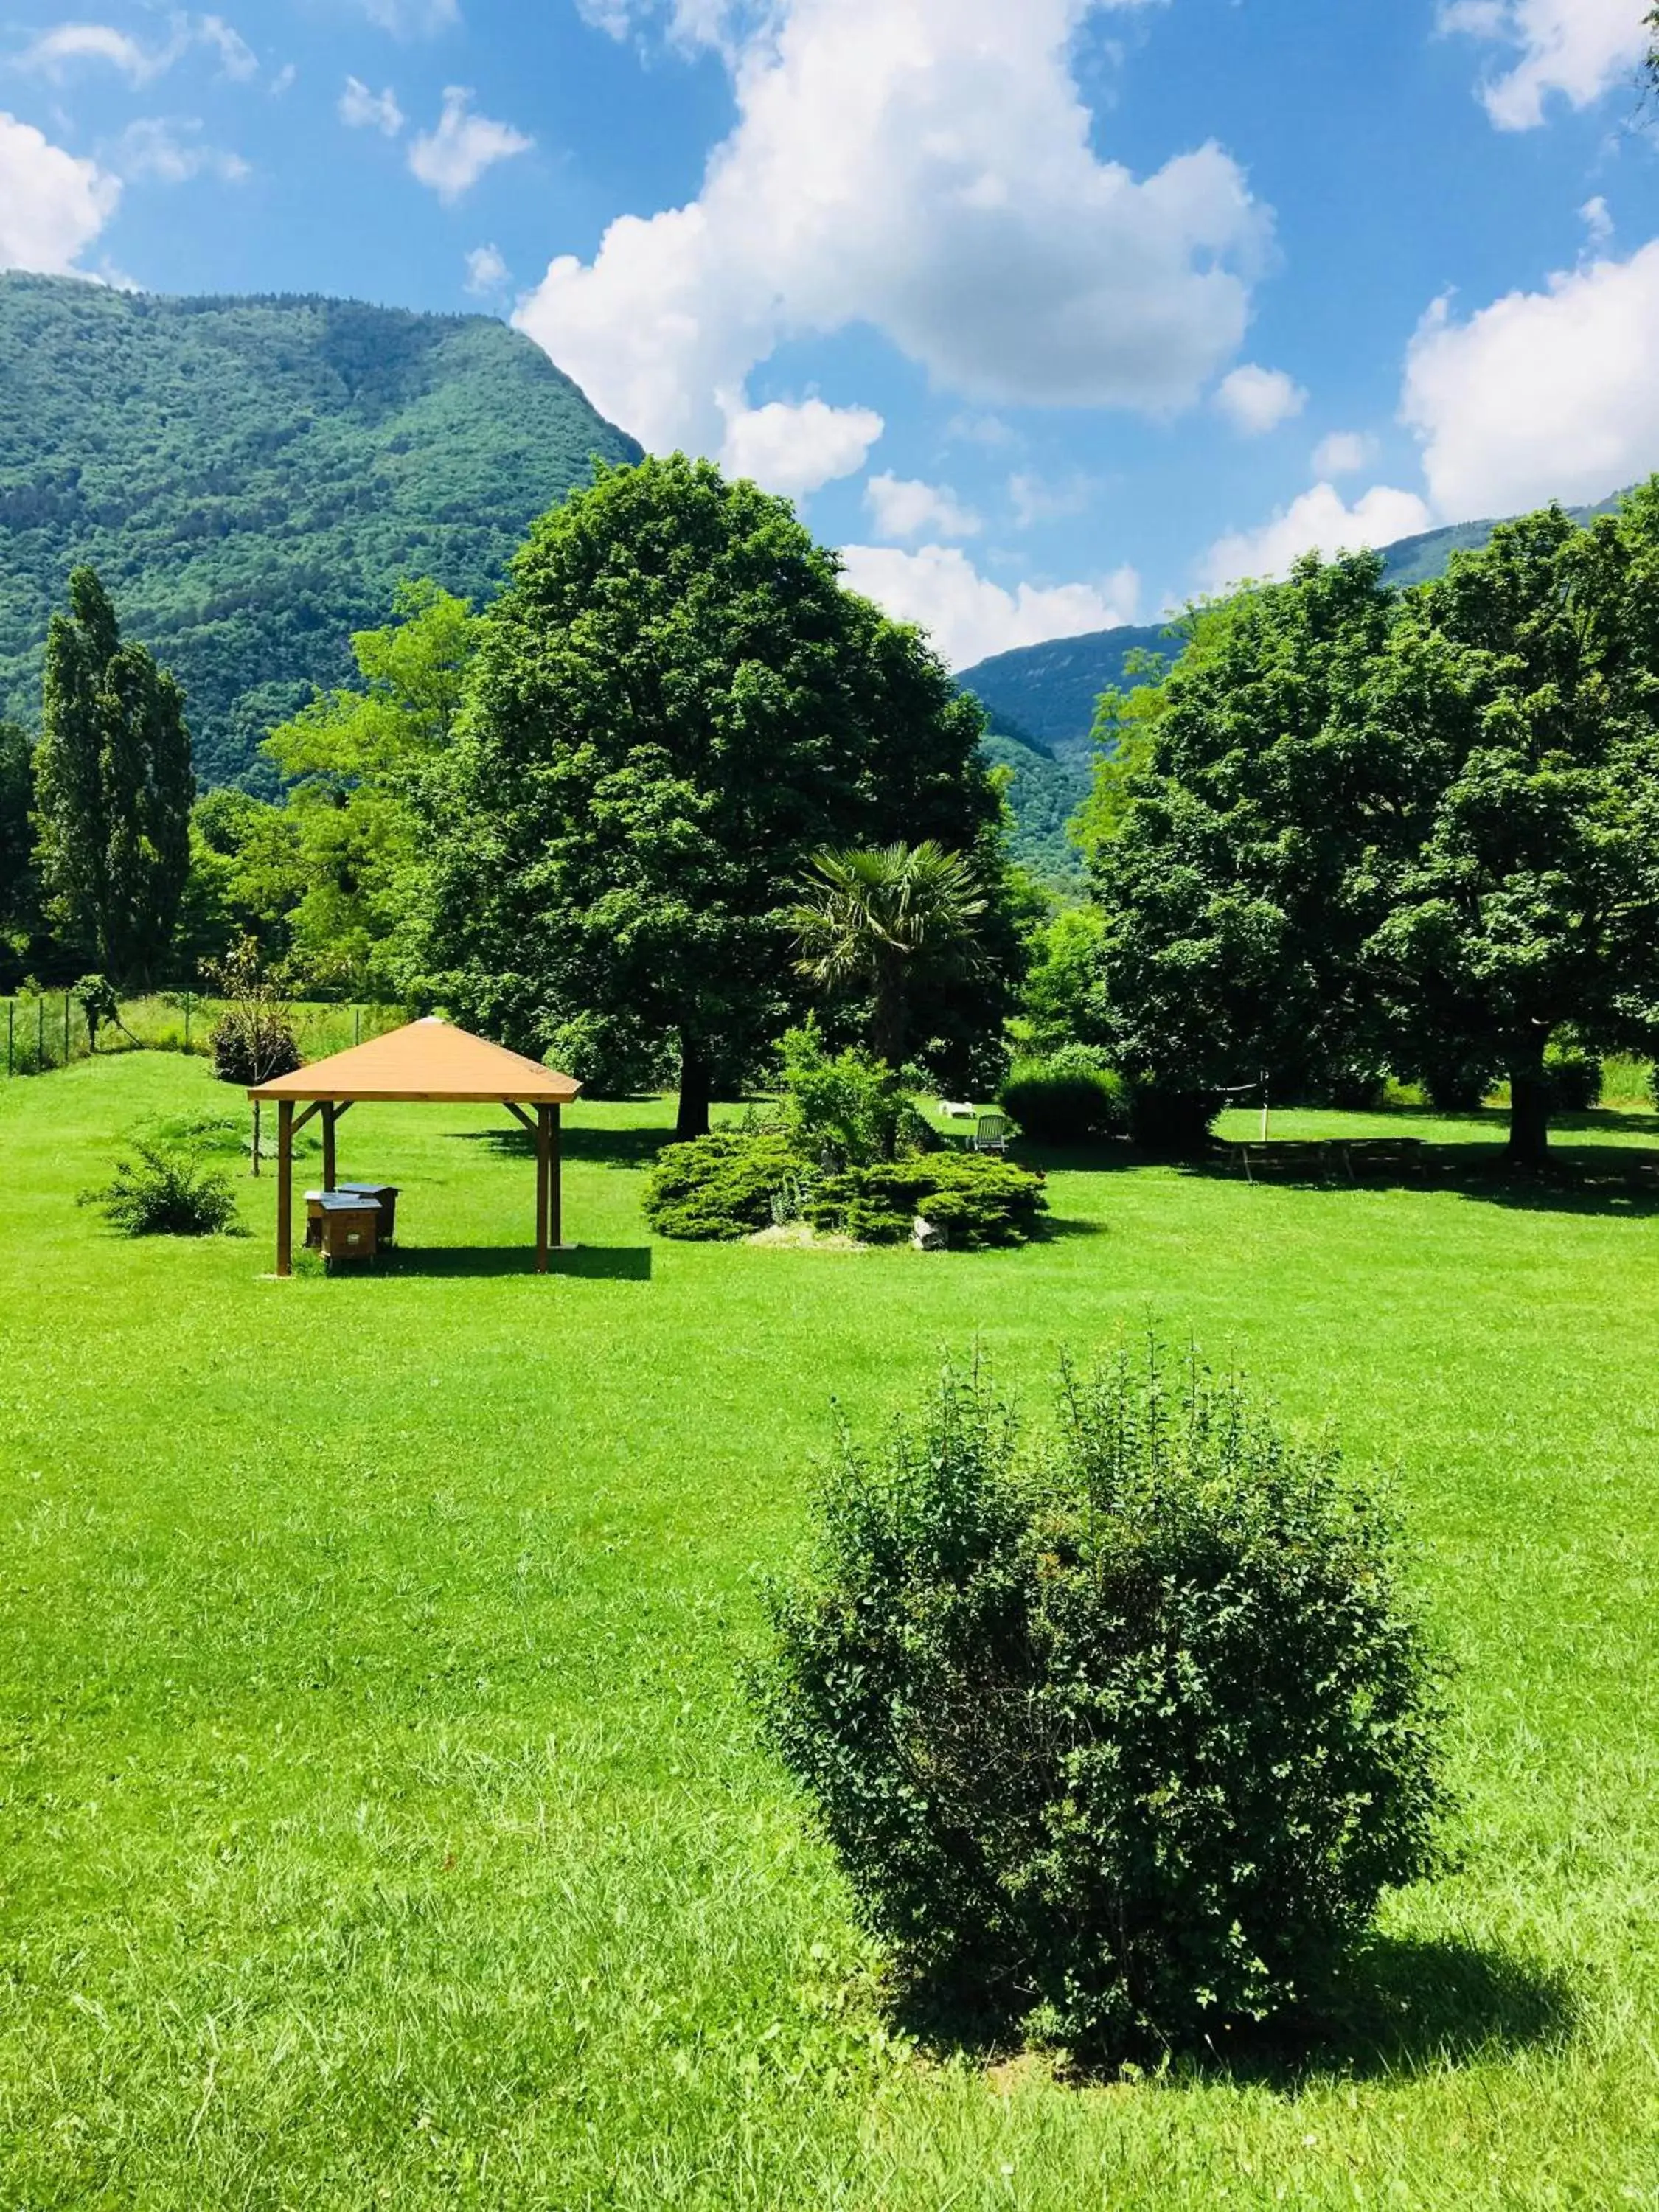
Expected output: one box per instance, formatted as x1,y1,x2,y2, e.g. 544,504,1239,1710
1081,489,1659,1161
33,567,194,990
420,455,1015,1135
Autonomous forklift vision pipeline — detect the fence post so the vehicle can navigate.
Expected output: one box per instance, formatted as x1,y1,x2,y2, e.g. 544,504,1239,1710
252,1099,261,1180
6,1001,12,1079
64,991,71,1066
354,1004,361,1047
184,992,192,1048
37,995,44,1070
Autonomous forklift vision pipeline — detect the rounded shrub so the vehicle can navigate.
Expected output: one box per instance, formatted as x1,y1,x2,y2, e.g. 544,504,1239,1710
1125,1081,1218,1157
804,1156,1047,1248
81,1140,239,1237
643,1129,804,1240
1543,1044,1602,1113
211,1008,301,1087
999,1058,1127,1145
755,1353,1450,2056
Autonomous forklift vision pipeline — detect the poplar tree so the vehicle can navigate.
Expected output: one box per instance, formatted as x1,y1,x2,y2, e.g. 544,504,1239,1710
34,568,194,988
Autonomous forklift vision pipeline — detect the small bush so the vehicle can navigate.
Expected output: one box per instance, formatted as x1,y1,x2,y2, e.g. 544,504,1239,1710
755,1354,1450,2056
643,1130,805,1240
805,1155,1047,1248
82,1140,240,1237
548,1009,673,1099
1125,1082,1218,1157
1000,1057,1127,1144
211,1008,300,1086
1419,1054,1499,1113
1543,1044,1602,1113
778,1024,932,1166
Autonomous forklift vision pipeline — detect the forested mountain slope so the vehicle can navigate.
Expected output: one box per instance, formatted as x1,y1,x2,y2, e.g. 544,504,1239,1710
0,275,641,785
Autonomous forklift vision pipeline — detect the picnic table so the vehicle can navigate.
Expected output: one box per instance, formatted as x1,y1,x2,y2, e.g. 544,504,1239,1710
1216,1136,1425,1183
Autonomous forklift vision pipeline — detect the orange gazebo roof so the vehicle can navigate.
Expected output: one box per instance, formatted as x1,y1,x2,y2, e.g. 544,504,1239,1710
248,1017,582,1105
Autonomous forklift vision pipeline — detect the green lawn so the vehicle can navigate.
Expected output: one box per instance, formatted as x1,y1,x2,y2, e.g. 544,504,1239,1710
2,1053,1657,2209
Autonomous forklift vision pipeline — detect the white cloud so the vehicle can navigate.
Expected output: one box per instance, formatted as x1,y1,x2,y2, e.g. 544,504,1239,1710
1214,362,1307,435
0,110,121,271
866,473,981,540
1581,195,1613,248
1402,242,1659,518
408,86,532,201
355,0,462,32
198,16,257,80
838,543,1140,670
720,397,884,496
1198,483,1433,593
946,411,1017,448
17,22,165,83
465,242,509,293
1008,470,1095,528
1439,0,1646,129
271,63,297,97
516,0,1267,458
116,119,250,185
1311,429,1376,478
17,15,258,86
340,77,404,134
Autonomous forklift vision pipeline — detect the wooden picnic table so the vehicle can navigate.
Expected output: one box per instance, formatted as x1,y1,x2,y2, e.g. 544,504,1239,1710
1217,1136,1426,1183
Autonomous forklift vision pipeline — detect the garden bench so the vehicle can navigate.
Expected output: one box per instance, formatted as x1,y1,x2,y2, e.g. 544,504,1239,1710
969,1113,1009,1155
937,1099,977,1119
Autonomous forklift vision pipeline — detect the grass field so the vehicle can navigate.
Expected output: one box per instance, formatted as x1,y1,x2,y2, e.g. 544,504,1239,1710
2,1051,1658,2208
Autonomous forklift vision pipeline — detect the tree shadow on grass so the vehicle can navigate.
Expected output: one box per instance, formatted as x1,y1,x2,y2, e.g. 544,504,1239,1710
894,1935,1572,2091
1175,1141,1659,1219
453,1125,669,1171
365,1243,653,1281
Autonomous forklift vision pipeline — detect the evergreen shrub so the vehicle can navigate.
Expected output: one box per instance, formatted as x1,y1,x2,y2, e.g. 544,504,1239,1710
804,1155,1046,1247
756,1354,1451,2056
643,1130,804,1240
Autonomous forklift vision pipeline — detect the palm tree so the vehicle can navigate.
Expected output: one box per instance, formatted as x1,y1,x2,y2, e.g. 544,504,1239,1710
790,841,987,1068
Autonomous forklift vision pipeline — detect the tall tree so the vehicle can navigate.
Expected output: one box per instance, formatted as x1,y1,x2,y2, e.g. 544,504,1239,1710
264,580,481,995
1087,553,1408,1106
32,568,194,988
420,456,1012,1136
0,720,40,987
1366,501,1659,1164
791,841,987,1068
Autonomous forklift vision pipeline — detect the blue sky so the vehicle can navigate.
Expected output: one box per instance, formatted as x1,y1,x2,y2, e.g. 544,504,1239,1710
3,0,1657,667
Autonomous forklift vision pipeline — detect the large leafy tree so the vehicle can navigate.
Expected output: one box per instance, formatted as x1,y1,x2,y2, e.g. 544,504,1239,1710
1366,501,1659,1163
263,580,481,994
32,567,194,988
421,456,1010,1135
1087,553,1408,1102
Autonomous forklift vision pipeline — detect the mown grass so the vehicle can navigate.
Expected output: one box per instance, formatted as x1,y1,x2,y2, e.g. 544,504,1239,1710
1,1054,1657,2208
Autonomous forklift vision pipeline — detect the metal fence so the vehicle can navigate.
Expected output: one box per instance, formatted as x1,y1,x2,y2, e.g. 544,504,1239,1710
1,993,405,1079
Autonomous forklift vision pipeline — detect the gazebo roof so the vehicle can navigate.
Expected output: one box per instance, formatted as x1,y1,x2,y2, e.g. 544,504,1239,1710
248,1017,582,1105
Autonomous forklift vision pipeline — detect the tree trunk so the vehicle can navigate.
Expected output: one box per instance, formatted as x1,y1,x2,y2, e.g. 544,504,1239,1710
676,1036,712,1140
869,953,907,1071
1506,1039,1551,1169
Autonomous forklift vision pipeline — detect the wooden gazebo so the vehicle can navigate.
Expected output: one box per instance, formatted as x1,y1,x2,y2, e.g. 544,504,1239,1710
248,1018,582,1278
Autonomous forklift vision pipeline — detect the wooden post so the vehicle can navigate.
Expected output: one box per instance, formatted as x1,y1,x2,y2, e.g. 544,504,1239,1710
535,1105,551,1275
276,1099,294,1278
550,1105,563,1251
252,1099,261,1179
322,1102,337,1193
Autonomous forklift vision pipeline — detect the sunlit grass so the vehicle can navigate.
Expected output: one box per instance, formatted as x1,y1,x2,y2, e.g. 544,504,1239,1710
1,1053,1657,2206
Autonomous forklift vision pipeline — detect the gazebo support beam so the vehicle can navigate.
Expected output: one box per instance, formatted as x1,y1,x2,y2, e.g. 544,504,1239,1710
535,1105,551,1275
276,1099,294,1279
550,1105,563,1251
322,1102,337,1193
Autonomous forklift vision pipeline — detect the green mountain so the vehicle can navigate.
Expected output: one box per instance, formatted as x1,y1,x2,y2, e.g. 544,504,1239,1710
0,274,641,787
962,492,1637,880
